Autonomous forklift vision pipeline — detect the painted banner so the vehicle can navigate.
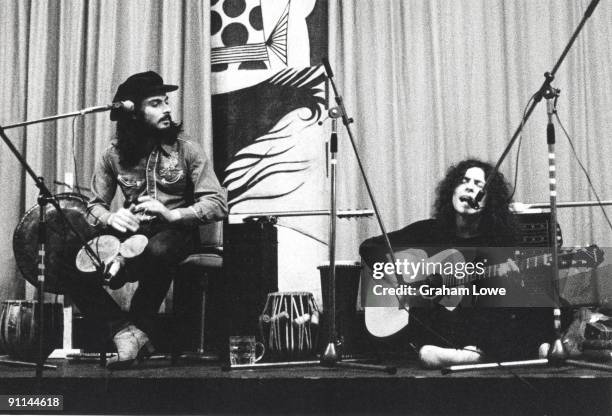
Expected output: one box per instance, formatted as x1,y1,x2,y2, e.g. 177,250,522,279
211,0,329,302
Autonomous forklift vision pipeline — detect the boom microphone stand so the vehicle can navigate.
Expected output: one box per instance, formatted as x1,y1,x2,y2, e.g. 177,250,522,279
318,59,401,374
225,65,398,374
0,104,116,382
443,0,612,374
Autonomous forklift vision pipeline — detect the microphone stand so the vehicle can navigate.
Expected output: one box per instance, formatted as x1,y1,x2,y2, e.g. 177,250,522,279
443,0,612,374
321,113,340,363
0,107,106,384
2,102,128,130
225,67,397,374
318,59,399,374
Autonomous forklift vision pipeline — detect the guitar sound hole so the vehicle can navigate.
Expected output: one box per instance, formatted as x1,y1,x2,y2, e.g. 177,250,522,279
427,273,444,287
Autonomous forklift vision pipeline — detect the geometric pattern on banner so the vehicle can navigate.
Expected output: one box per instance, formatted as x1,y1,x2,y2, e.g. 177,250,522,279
211,0,289,70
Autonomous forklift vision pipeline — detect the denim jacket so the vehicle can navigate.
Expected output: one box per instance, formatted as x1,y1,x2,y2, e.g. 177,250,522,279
88,137,228,228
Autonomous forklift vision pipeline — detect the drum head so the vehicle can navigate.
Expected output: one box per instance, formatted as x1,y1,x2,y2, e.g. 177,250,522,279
76,235,120,273
13,193,97,294
120,234,148,258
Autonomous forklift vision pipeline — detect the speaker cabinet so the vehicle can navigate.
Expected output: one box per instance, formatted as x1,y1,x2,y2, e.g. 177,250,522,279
516,212,563,247
221,222,278,338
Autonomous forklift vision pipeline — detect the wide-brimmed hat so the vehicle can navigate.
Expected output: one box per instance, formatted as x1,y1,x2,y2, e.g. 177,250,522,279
110,71,178,120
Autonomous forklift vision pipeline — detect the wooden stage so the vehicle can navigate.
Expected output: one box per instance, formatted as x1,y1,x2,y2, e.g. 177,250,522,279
1,355,612,415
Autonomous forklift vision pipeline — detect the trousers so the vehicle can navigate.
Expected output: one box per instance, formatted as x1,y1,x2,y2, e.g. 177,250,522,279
62,221,195,344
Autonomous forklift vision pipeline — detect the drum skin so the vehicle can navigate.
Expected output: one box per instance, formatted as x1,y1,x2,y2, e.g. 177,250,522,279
13,193,97,294
0,301,63,362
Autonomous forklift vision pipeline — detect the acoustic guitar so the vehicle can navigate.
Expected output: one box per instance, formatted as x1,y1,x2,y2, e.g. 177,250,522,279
362,246,604,338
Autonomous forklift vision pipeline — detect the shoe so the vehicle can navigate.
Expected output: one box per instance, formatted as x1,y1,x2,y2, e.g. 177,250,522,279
106,324,154,370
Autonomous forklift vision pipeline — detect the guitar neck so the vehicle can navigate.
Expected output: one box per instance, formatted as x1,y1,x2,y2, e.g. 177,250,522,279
445,250,574,287
484,252,552,279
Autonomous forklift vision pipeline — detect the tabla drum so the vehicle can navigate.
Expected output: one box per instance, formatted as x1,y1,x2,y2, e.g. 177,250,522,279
258,292,320,360
13,193,97,294
0,300,63,362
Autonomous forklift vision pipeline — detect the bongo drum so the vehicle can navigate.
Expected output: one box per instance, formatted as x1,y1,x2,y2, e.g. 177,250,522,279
0,300,63,362
75,234,148,286
259,292,320,360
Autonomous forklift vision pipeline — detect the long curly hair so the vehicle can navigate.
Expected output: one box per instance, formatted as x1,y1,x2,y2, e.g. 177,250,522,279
433,159,517,237
114,106,183,167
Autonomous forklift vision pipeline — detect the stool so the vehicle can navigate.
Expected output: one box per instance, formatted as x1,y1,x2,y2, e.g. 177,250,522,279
171,222,223,363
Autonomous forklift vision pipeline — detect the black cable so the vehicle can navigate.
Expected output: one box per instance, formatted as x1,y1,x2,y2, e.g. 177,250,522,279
554,112,612,232
509,94,537,201
71,116,83,196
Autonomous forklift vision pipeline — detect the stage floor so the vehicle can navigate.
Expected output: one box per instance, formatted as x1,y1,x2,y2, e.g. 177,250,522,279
2,355,612,415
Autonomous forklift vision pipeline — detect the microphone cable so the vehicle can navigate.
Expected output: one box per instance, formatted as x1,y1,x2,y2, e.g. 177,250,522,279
554,111,612,233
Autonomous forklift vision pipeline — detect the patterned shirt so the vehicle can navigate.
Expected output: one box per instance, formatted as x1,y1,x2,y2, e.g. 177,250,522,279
88,137,228,227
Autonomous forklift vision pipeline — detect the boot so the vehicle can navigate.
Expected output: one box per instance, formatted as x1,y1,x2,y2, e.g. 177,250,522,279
107,324,154,370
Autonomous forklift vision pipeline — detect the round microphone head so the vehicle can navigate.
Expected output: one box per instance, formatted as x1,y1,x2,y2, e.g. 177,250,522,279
110,100,135,120
121,100,135,112
328,107,341,118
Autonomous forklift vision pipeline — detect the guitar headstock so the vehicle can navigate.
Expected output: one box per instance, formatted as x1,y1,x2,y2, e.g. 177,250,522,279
560,245,605,268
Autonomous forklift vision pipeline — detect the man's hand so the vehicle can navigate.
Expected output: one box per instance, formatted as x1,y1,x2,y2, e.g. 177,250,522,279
107,208,141,233
134,196,180,223
497,258,520,277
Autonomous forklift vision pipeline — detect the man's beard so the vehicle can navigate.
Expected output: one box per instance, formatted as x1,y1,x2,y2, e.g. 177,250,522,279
117,119,182,166
138,119,181,148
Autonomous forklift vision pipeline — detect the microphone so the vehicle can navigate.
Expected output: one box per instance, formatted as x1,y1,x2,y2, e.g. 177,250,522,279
546,97,554,119
109,100,135,112
321,57,334,79
317,107,342,126
459,195,481,210
328,107,341,119
330,114,338,154
108,100,135,120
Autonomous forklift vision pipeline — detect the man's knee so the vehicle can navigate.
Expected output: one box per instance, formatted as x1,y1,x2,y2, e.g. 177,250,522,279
144,229,191,263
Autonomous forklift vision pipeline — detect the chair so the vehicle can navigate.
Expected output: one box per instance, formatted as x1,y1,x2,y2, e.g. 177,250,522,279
171,221,223,363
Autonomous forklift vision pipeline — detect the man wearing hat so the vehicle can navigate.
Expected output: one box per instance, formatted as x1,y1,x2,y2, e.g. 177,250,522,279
65,71,227,369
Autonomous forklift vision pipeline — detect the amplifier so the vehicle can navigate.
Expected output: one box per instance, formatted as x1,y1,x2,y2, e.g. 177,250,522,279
516,212,563,247
220,221,278,341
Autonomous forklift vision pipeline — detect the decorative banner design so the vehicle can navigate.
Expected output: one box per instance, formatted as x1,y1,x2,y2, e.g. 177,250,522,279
211,0,288,69
219,67,326,207
211,0,329,303
211,0,328,214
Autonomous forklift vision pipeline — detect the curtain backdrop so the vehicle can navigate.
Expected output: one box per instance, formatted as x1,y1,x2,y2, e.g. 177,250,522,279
0,0,210,300
328,0,612,261
2,0,612,301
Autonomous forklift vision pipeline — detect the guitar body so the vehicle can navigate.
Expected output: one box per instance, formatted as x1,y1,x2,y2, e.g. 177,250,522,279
419,249,467,310
363,248,467,338
362,244,603,338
